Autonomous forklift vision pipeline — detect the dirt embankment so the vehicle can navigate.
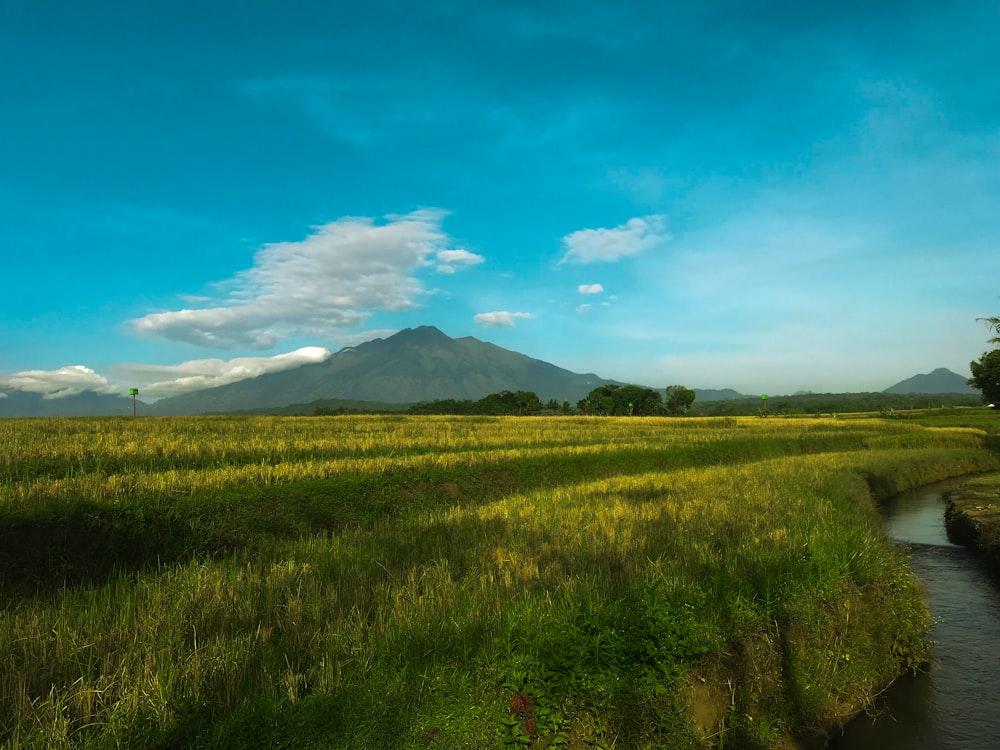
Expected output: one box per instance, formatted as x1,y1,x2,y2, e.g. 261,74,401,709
946,473,1000,574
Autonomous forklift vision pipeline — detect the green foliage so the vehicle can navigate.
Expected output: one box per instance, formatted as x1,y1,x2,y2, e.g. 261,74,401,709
408,390,543,415
576,384,663,415
969,349,1000,405
665,385,696,416
499,583,710,748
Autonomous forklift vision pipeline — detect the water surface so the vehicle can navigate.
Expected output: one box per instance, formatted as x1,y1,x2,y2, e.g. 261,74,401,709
830,480,1000,748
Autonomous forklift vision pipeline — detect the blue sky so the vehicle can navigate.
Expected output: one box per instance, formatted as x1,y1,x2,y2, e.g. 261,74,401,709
2,0,998,401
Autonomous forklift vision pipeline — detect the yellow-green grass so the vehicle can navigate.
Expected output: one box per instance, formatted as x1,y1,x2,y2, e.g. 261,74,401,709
1,416,997,749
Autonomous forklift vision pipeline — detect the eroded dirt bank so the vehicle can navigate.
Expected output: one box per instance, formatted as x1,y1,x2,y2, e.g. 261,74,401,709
946,473,1000,574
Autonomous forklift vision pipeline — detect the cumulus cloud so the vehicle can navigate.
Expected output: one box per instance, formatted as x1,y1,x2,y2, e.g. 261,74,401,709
560,215,669,264
435,249,485,274
131,209,470,348
578,283,604,294
115,347,332,399
1,366,121,400
474,311,533,327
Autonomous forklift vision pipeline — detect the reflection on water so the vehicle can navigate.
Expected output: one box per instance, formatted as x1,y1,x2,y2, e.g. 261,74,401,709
830,480,1000,749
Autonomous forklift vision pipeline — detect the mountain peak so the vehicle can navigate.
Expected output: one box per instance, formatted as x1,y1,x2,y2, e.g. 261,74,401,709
143,325,616,413
387,326,452,345
884,368,975,394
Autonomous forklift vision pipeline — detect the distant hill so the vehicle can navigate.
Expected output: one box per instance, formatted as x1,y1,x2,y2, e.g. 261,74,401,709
2,345,979,418
0,389,141,418
691,391,982,417
693,388,747,402
149,326,619,415
884,368,976,394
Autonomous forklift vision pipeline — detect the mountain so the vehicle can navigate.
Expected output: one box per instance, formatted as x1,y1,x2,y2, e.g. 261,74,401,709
693,388,747,402
884,368,976,394
149,326,619,415
0,389,142,418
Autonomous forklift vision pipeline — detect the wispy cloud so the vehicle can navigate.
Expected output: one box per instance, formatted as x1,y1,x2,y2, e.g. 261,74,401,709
0,366,120,400
578,283,604,294
115,347,332,399
435,249,485,274
131,210,467,349
474,311,533,327
560,215,669,264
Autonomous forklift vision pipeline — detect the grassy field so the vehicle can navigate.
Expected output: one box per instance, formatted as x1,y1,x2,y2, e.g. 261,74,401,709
1,413,998,749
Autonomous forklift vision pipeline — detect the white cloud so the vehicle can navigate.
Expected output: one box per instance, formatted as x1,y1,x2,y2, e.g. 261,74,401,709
1,366,121,400
115,347,332,399
578,283,604,294
131,209,463,348
560,215,669,264
577,304,592,313
474,311,533,327
435,249,485,274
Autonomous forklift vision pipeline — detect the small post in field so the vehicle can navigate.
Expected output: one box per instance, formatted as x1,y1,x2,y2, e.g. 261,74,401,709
129,388,139,417
761,394,768,417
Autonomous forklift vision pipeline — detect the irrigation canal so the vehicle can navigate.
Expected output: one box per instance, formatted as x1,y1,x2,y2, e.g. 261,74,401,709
830,479,1000,748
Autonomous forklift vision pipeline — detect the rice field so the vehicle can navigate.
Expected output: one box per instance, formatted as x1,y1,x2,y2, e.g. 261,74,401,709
1,414,997,748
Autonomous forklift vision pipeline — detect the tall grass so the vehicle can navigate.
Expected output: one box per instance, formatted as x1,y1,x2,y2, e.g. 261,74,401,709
1,415,996,748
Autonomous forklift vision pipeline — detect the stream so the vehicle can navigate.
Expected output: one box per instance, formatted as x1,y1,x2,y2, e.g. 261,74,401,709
829,479,1000,748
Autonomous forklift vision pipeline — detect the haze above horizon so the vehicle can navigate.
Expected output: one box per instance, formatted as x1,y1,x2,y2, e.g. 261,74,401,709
2,1,998,401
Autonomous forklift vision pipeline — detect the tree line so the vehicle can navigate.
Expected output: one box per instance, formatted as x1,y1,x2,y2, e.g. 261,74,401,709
405,384,696,417
312,314,1000,419
406,390,564,416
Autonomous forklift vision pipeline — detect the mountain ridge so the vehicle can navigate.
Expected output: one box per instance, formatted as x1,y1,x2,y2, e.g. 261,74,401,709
148,326,617,415
0,329,980,416
883,367,975,395
0,389,138,418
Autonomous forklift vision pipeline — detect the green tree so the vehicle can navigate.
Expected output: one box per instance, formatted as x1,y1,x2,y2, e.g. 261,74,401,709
969,315,1000,405
969,349,1000,405
577,384,619,415
513,390,543,415
618,384,664,415
665,385,696,416
474,390,542,415
577,384,662,415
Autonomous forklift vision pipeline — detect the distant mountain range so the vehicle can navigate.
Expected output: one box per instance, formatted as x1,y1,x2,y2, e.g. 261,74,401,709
0,328,980,417
147,326,617,415
883,368,975,395
0,389,137,418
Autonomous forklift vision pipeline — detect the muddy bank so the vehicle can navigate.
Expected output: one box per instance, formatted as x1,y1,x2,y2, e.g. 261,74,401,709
945,473,1000,574
831,476,1000,749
